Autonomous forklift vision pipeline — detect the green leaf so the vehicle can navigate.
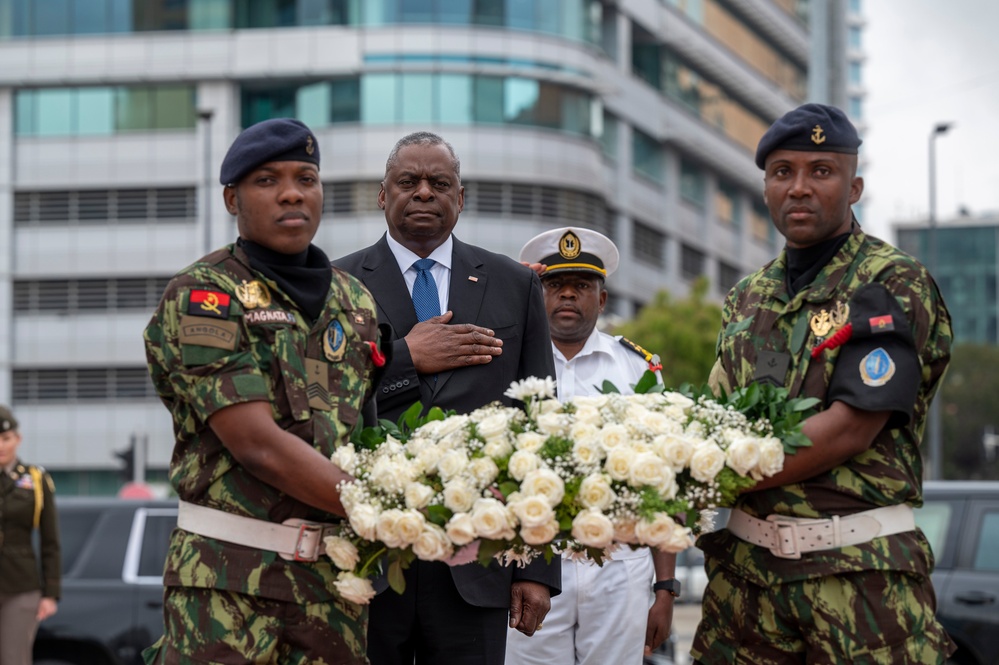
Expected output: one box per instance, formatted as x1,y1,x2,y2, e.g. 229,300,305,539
387,560,406,594
477,539,507,567
425,504,453,527
633,370,660,395
400,401,424,431
498,481,520,498
600,380,622,394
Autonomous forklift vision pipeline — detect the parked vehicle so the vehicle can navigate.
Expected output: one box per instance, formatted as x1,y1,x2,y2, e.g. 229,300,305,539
916,481,999,665
33,498,176,665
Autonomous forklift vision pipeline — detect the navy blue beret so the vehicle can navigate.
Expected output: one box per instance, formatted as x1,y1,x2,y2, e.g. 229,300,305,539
219,118,320,185
755,103,861,169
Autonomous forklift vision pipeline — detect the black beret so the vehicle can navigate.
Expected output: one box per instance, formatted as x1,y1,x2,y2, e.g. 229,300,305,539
0,404,18,433
755,103,861,169
220,118,320,185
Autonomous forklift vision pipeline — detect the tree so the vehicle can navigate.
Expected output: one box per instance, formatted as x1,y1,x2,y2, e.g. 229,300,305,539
939,344,999,480
612,277,721,390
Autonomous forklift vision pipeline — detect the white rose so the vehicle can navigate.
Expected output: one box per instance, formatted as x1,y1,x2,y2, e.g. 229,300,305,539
571,508,615,549
626,404,651,424
446,512,477,545
577,473,616,511
572,395,609,409
416,445,444,473
508,450,541,481
755,436,785,479
663,392,695,409
536,412,568,436
572,437,605,467
658,465,679,500
657,434,697,472
375,508,406,549
599,423,630,450
573,405,603,427
404,481,435,510
685,421,707,440
537,398,563,415
634,512,683,548
335,572,376,605
726,436,762,477
437,449,470,481
520,519,560,546
330,444,357,474
437,414,470,437
469,457,500,486
614,518,639,544
395,510,426,546
443,480,477,513
476,412,509,442
520,468,565,507
369,456,408,494
509,495,556,528
629,451,669,489
470,498,515,540
412,523,454,562
323,535,360,571
348,503,379,541
640,410,673,435
483,438,513,459
689,441,726,483
604,446,637,482
570,420,600,445
515,431,547,453
657,523,695,553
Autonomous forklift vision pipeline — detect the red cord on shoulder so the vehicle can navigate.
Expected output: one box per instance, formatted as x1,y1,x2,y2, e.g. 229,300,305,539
366,341,387,367
811,323,853,358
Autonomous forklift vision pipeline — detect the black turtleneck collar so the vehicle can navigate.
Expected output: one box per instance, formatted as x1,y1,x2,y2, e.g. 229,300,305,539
237,238,331,322
784,223,854,297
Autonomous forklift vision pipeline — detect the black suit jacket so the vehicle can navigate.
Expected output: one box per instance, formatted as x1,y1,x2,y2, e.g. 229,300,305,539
333,234,560,607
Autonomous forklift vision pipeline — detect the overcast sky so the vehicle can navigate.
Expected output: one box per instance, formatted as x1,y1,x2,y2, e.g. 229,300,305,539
861,0,999,241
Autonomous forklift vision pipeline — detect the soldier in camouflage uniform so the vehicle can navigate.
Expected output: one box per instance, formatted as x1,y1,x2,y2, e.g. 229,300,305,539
143,119,382,665
691,104,956,664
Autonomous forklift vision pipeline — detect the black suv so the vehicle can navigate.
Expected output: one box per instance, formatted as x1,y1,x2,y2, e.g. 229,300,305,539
33,498,176,665
916,481,999,665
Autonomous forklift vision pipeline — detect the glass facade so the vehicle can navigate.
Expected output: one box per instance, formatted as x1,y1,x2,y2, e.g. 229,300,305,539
679,157,706,208
715,179,740,229
15,85,197,136
631,128,663,183
1,0,598,40
242,74,596,136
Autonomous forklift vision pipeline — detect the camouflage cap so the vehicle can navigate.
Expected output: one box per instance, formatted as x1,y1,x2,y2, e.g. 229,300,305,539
220,118,320,185
0,404,18,433
756,103,862,169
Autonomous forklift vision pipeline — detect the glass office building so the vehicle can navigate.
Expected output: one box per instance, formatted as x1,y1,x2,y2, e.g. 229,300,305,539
0,0,857,492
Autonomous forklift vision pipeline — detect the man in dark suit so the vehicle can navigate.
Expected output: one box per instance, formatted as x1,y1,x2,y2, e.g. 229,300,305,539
333,132,560,665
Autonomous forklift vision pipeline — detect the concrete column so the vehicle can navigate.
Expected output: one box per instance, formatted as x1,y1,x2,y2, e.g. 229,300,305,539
0,88,13,401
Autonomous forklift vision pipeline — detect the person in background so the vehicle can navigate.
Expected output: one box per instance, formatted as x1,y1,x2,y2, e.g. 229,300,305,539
0,404,60,665
692,103,956,664
143,118,382,664
333,131,560,665
507,227,678,665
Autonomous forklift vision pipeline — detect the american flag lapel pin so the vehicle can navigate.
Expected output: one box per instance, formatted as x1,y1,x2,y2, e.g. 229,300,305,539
468,276,479,282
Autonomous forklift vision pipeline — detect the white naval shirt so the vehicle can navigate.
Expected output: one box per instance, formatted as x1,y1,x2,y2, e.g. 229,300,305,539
552,328,651,402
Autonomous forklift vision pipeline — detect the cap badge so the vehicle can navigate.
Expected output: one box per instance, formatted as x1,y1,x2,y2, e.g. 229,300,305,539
811,125,826,145
306,135,315,156
323,320,346,362
559,231,581,260
235,280,272,310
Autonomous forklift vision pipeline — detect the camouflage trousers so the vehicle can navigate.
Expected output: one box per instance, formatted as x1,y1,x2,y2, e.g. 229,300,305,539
691,560,956,664
142,586,368,665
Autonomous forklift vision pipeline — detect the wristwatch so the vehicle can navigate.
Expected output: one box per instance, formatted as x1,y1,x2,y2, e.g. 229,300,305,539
653,578,681,599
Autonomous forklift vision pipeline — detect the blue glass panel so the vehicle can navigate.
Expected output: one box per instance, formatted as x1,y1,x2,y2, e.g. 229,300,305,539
560,0,584,42
503,77,538,125
362,0,394,25
473,0,503,27
190,0,230,29
438,0,471,24
14,90,36,135
4,0,32,37
297,83,332,128
536,1,558,34
400,73,434,123
75,88,115,134
73,0,108,34
399,0,433,23
506,0,534,30
330,78,361,122
362,73,398,124
437,74,472,124
473,76,504,124
34,0,71,35
36,89,74,136
242,87,296,126
560,88,590,135
109,0,131,32
632,128,663,183
152,86,196,129
116,87,153,130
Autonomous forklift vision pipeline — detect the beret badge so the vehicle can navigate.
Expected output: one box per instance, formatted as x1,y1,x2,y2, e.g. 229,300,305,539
559,231,581,260
811,125,826,144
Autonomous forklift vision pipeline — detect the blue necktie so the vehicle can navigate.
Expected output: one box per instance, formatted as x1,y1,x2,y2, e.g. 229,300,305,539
411,258,441,322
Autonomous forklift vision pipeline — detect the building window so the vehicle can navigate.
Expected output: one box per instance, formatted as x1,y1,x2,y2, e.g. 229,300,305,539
848,62,862,86
14,278,173,314
14,188,196,226
848,26,862,49
631,128,663,183
679,158,706,208
848,96,863,119
632,220,665,267
718,261,743,291
598,110,618,161
15,85,196,137
750,200,771,243
715,179,741,229
630,21,661,89
680,243,705,279
12,367,157,403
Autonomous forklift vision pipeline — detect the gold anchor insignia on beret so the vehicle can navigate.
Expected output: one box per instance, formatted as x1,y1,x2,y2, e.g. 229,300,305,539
811,125,826,145
559,231,581,260
235,280,272,310
306,135,315,156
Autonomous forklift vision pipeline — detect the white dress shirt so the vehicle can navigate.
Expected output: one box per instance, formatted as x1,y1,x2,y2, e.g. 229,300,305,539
552,329,650,402
385,233,453,314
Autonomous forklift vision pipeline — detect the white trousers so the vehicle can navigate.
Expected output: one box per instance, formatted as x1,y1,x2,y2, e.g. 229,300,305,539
505,552,654,665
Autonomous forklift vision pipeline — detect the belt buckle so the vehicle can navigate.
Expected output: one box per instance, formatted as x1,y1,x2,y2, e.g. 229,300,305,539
293,521,322,562
766,515,802,560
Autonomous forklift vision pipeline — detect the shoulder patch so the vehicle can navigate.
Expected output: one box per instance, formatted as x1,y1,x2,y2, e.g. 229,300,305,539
187,289,232,319
619,337,654,363
179,315,239,350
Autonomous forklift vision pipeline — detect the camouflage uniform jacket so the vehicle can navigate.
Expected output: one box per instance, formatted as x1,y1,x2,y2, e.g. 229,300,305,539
700,226,953,586
144,243,379,604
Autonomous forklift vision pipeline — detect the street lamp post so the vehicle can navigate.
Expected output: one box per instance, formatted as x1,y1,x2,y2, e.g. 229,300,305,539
927,121,952,480
198,109,215,255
